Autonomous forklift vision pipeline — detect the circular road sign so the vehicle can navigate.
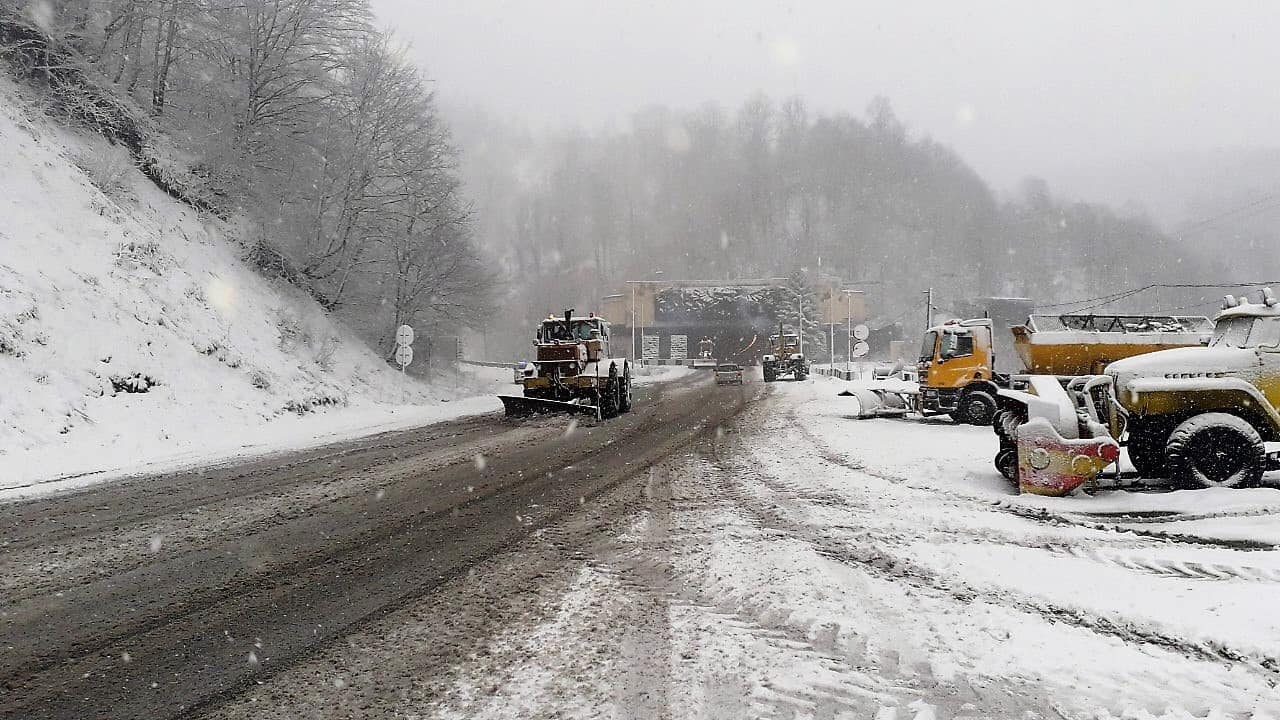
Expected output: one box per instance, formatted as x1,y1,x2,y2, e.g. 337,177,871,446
852,341,870,358
853,324,870,341
395,343,414,367
395,324,414,347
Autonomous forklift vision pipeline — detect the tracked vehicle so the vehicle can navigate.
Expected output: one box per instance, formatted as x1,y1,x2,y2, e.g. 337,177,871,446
500,310,633,420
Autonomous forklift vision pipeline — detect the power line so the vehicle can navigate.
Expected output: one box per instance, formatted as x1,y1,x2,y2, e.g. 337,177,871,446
1173,193,1280,237
1035,281,1280,313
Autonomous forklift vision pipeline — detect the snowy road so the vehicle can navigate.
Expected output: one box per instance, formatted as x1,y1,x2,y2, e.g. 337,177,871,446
0,371,746,719
6,373,1280,719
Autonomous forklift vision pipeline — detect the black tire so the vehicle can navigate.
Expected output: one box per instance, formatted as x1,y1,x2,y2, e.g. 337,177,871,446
1126,418,1172,478
960,391,997,426
763,365,777,383
619,364,633,413
795,371,807,381
995,447,1018,483
1166,413,1265,489
600,363,620,419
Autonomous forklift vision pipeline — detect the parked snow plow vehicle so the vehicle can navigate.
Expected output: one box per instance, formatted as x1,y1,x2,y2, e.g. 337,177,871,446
499,310,633,420
762,328,808,382
846,318,1005,422
995,293,1280,495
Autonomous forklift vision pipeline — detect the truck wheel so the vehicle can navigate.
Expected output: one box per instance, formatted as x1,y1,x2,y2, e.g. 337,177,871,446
763,366,776,383
619,364,633,413
1126,419,1172,478
1166,413,1265,489
995,448,1018,483
960,391,997,426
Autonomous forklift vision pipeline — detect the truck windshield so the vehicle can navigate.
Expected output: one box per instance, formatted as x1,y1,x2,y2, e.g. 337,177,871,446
1211,316,1280,348
920,331,938,360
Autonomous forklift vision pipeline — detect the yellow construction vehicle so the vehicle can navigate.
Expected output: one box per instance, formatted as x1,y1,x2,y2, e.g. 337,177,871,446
991,298,1280,494
762,327,809,382
500,310,632,420
916,318,1005,424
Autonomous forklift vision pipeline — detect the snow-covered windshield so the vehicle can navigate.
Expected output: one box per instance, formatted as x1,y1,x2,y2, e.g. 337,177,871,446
919,331,937,361
1211,317,1280,348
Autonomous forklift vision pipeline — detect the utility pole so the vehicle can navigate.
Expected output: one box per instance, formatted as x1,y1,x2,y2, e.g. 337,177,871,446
630,283,636,360
924,287,934,331
798,294,804,357
845,290,853,376
829,321,835,370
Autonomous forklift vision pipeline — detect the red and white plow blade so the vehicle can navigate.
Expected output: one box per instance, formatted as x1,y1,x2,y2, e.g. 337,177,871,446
1014,417,1120,496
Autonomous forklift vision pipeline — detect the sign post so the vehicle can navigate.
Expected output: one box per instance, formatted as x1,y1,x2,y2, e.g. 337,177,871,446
394,324,414,374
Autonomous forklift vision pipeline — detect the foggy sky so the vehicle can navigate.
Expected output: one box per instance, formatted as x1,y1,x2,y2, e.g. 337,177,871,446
372,0,1280,196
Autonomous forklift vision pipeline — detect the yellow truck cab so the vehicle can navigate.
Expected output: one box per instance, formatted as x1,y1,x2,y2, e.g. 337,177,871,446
918,319,1004,425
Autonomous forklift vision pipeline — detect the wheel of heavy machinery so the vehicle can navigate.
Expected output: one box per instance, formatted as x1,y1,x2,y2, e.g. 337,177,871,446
619,363,633,413
960,391,997,426
600,363,620,419
1166,413,1265,489
994,447,1018,483
1126,418,1172,479
795,369,807,381
763,365,777,383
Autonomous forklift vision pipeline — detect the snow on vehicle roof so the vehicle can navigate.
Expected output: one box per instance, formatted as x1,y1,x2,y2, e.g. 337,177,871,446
1026,314,1212,334
1216,301,1280,321
541,316,608,323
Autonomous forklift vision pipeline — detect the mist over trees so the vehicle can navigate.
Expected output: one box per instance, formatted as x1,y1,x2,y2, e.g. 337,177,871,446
454,94,1214,352
8,0,494,359
8,1,1223,363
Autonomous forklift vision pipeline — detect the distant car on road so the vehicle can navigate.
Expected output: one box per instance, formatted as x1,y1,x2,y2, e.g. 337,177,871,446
715,363,744,385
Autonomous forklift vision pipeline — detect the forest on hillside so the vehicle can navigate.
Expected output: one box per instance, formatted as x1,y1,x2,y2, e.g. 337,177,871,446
4,0,495,357
455,95,1220,346
5,1,1231,363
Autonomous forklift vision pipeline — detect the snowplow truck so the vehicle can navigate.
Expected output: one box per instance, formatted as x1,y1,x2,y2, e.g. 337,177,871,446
500,310,633,420
995,292,1280,494
762,330,808,382
917,319,1006,425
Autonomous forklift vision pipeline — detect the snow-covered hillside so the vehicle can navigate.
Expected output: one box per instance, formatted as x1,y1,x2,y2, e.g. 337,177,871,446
0,79,490,492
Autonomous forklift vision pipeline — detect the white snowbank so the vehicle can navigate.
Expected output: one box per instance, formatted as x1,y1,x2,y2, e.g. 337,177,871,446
0,82,689,500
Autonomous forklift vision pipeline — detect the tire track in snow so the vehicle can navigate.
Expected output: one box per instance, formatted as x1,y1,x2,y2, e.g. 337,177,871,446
789,409,1280,552
711,410,1280,683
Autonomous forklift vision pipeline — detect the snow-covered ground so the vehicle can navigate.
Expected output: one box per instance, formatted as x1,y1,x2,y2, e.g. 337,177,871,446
415,376,1280,718
0,81,689,501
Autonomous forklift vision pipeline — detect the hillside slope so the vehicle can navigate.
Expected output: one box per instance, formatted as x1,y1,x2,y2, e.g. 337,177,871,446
0,80,499,492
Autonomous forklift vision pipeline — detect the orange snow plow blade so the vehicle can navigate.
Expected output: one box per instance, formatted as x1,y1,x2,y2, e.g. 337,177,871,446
1014,417,1120,496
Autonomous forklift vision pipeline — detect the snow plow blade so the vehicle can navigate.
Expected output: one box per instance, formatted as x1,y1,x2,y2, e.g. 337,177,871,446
499,395,601,419
1013,417,1119,496
838,388,909,418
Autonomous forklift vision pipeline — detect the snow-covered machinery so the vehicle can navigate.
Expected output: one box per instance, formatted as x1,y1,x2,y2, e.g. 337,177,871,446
996,290,1280,494
846,318,1002,422
500,310,633,420
762,328,808,382
692,336,717,370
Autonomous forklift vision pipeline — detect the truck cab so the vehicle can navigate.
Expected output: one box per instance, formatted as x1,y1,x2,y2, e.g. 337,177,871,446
917,319,1003,424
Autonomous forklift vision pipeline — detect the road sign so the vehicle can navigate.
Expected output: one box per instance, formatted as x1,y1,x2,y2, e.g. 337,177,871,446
853,324,869,341
395,344,413,367
852,341,870,358
395,324,414,347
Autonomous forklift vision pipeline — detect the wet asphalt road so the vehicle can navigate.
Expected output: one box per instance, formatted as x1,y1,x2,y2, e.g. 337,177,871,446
0,372,763,719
